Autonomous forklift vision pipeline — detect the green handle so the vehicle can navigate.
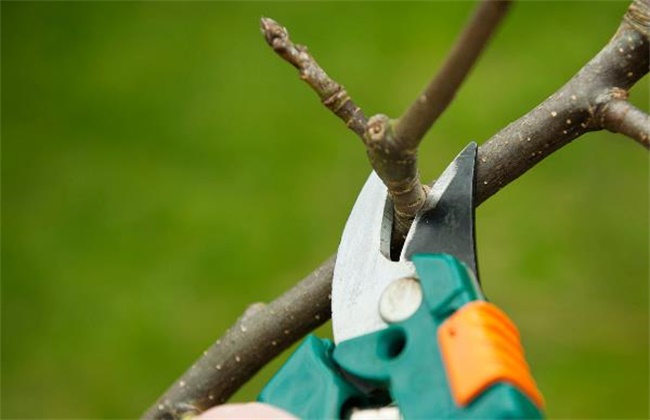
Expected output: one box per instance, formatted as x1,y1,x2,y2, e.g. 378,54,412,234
257,335,368,419
259,254,544,419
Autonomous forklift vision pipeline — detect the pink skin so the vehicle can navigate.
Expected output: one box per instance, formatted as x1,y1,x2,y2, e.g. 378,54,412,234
196,403,297,419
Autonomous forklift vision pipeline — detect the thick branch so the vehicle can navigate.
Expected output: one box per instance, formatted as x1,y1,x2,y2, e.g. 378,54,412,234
143,256,335,420
476,0,648,201
146,1,648,418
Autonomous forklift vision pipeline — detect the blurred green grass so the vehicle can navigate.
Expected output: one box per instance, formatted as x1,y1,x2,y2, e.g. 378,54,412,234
2,1,648,418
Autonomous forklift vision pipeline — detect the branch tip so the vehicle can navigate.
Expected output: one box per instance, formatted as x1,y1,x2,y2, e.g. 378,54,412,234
260,17,288,47
260,17,368,139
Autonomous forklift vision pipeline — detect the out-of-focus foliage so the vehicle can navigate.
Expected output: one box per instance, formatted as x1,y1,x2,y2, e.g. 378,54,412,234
2,2,648,418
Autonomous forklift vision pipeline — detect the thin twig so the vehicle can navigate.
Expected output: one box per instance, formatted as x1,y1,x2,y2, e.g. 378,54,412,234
600,100,650,149
260,1,512,258
376,0,512,255
395,0,512,149
145,1,648,418
260,17,367,139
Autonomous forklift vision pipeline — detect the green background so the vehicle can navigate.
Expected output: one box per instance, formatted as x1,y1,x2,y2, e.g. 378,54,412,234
2,1,648,418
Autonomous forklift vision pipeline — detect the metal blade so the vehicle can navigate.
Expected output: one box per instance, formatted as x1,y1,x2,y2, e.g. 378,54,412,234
332,142,478,344
332,172,416,344
402,142,478,275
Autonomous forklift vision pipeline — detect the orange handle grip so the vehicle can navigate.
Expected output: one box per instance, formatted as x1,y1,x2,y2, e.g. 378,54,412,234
438,301,545,409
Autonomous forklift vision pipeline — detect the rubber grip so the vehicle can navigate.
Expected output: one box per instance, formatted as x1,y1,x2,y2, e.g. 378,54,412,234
438,301,544,409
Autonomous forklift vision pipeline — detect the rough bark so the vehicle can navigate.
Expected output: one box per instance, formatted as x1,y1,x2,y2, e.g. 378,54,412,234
144,256,334,419
144,1,648,418
476,0,649,201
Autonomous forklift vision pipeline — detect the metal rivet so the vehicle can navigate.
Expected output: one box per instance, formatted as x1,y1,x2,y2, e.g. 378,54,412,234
379,277,423,324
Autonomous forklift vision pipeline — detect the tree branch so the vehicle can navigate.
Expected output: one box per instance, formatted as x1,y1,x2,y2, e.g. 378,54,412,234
476,0,648,201
261,0,511,258
600,99,650,149
260,17,367,139
143,256,335,420
395,0,512,150
382,0,512,251
145,1,648,418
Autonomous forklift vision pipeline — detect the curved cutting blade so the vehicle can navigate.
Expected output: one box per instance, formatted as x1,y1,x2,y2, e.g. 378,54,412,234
331,171,416,344
332,142,478,344
402,142,478,275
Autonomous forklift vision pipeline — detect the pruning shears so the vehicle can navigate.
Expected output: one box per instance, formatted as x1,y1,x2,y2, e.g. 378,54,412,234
258,143,545,419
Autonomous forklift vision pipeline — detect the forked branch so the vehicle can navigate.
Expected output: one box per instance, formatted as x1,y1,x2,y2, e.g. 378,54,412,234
262,0,512,256
385,0,512,246
144,1,648,418
476,0,648,200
